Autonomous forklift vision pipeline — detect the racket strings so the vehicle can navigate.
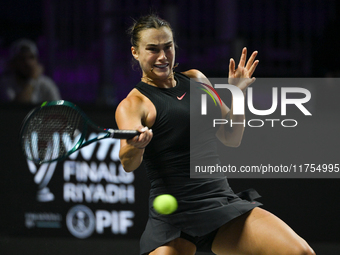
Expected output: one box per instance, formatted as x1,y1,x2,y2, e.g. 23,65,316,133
22,105,84,163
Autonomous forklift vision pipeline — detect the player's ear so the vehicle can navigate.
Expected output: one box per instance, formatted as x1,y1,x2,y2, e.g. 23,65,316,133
131,46,139,61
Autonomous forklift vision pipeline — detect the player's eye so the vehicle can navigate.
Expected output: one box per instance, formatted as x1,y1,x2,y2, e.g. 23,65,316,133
147,47,158,52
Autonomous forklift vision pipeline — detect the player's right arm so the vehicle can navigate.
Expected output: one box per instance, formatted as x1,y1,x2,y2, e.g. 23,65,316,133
115,93,153,172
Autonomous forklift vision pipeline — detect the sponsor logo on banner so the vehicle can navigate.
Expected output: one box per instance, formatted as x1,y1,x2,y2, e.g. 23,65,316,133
62,133,135,204
26,160,58,202
66,205,135,239
25,212,62,228
66,205,96,239
25,132,137,238
25,129,61,202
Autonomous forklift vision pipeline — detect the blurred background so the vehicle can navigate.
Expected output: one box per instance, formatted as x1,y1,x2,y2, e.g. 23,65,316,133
1,0,340,254
1,0,339,105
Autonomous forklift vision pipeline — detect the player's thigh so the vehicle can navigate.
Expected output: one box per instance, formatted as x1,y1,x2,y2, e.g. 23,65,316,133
211,207,315,255
149,237,197,255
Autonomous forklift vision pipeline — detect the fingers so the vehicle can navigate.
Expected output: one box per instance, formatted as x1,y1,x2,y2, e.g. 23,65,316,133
234,47,259,78
229,58,235,76
128,126,153,149
248,59,259,77
247,77,256,86
245,50,258,72
238,47,247,68
230,47,259,85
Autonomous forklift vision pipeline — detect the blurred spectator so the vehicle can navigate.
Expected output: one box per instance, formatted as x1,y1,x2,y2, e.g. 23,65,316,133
0,39,61,104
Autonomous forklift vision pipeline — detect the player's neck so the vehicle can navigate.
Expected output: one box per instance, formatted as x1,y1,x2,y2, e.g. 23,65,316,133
141,73,176,88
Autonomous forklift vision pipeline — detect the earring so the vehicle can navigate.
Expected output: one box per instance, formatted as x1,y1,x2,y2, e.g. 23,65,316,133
173,63,179,70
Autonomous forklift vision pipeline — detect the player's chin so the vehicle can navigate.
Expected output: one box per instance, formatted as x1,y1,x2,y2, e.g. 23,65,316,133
154,69,171,79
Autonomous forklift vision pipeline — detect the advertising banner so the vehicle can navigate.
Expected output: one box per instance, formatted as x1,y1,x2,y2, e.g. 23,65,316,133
0,106,149,239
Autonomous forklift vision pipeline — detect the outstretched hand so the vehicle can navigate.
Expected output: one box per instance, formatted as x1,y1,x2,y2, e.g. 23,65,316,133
229,47,259,91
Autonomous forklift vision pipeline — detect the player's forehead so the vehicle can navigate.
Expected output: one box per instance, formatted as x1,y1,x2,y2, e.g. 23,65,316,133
139,27,174,47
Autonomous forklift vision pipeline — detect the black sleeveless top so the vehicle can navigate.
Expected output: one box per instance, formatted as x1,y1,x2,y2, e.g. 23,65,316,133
135,72,191,181
136,73,261,248
135,72,221,185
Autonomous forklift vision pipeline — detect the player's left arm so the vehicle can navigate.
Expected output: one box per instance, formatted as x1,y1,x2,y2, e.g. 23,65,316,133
222,47,259,147
182,69,232,145
183,47,259,147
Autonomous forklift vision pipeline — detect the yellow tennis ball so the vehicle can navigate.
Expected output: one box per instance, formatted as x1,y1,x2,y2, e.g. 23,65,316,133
153,194,178,215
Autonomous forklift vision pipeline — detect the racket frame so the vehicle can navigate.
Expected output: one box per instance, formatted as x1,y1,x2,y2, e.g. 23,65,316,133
20,100,137,164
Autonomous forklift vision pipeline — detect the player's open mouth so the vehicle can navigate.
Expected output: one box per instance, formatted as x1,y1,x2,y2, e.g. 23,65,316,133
154,63,169,69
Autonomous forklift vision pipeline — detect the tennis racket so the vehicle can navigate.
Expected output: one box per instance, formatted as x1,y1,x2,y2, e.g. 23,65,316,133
20,100,139,164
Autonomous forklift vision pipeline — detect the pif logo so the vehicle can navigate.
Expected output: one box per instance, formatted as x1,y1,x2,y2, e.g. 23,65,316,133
66,205,135,238
66,205,96,239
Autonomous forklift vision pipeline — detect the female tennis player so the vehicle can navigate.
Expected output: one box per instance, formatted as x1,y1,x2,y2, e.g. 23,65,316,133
115,14,315,255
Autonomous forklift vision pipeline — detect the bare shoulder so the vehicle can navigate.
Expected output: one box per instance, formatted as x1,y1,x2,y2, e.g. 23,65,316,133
181,69,208,80
181,69,212,88
116,89,144,116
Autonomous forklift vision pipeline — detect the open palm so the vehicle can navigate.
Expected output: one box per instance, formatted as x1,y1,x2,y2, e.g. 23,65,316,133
228,47,259,91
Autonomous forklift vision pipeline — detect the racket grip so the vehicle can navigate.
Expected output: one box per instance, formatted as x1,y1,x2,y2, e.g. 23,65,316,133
109,129,140,139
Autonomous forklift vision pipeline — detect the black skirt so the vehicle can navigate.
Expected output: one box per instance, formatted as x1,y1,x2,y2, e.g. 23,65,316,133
140,177,262,254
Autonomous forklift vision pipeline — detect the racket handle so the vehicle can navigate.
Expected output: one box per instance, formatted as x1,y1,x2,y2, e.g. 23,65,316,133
109,129,140,139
